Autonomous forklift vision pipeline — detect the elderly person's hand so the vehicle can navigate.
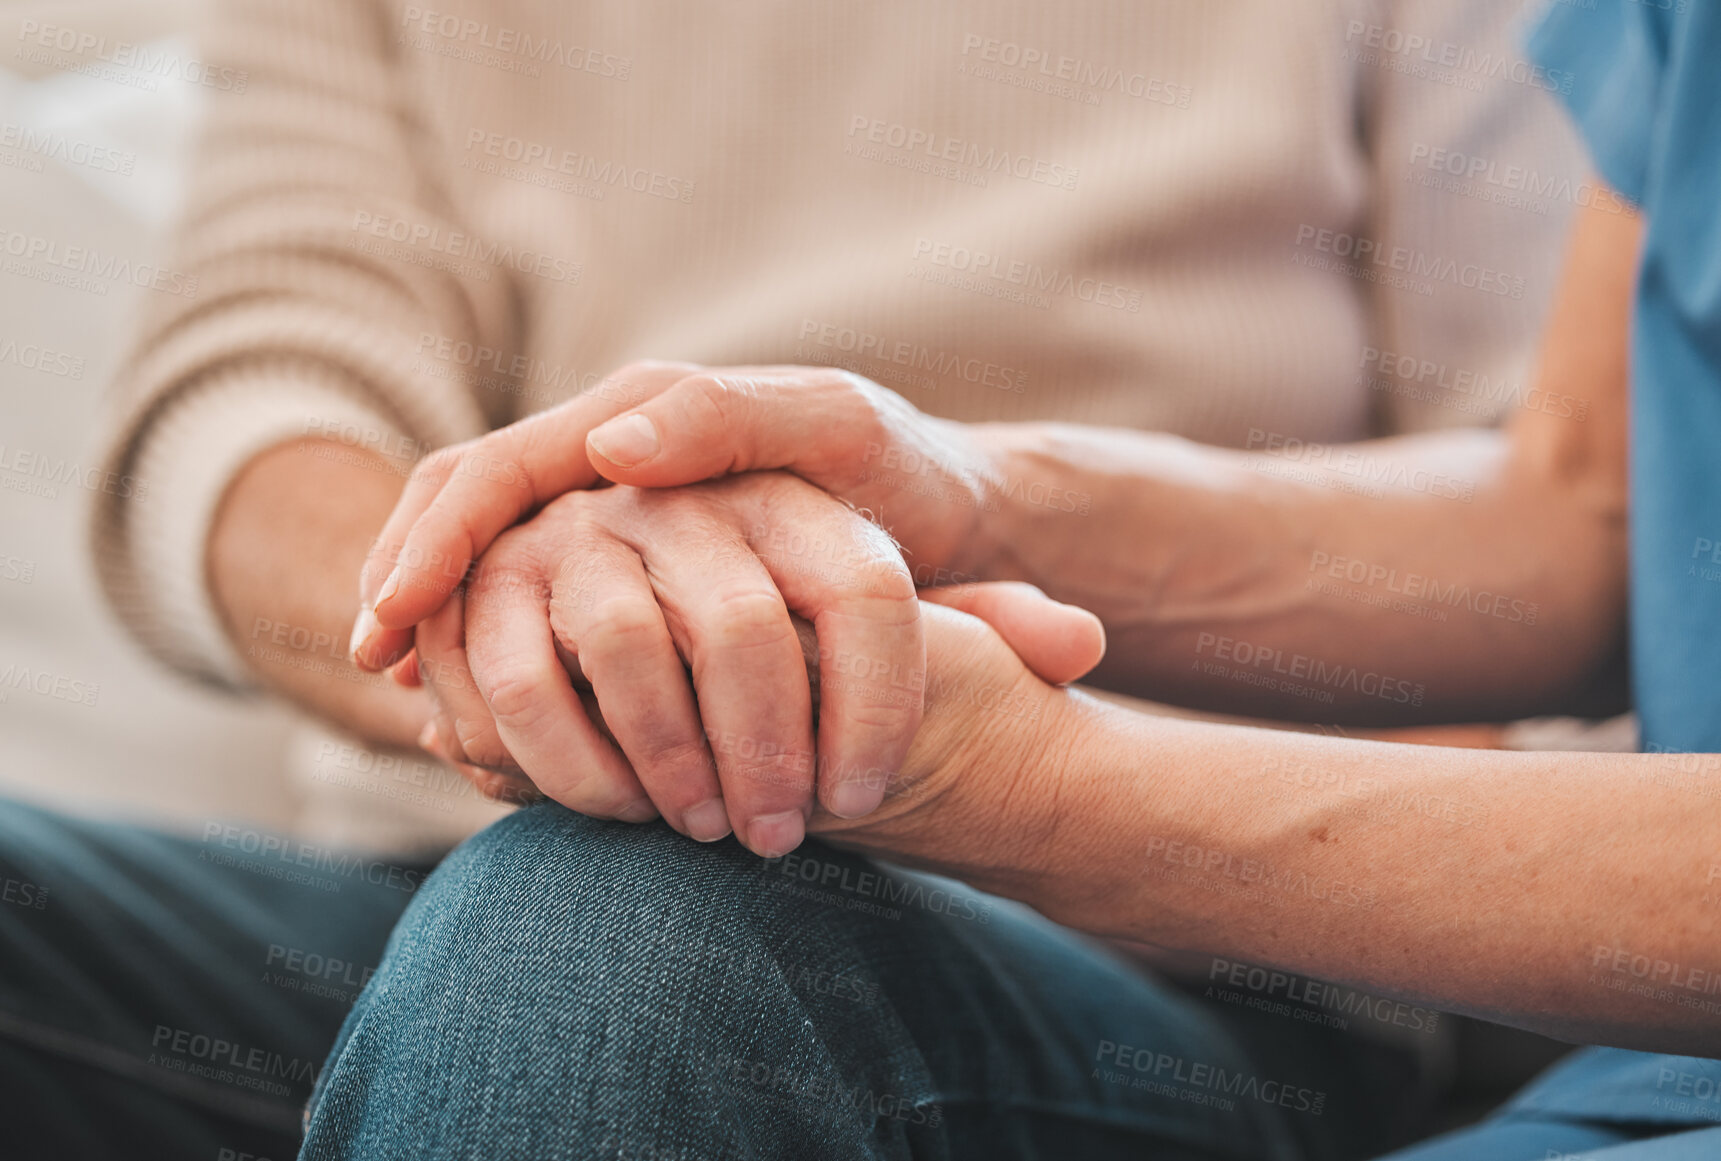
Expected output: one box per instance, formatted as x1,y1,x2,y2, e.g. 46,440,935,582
401,470,926,857
353,361,1099,854
350,361,1001,671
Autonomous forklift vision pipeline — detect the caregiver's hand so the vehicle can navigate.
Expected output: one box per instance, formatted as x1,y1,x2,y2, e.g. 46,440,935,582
350,363,997,672
410,471,923,858
808,584,1104,892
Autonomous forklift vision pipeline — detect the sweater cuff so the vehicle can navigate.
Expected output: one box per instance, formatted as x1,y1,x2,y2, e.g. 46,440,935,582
130,372,410,689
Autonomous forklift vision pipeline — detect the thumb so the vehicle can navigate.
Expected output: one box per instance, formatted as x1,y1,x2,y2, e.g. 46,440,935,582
919,582,1105,686
586,371,870,489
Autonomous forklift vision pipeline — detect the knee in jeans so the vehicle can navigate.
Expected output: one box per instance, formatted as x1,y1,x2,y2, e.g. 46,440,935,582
412,804,750,944
371,805,846,1013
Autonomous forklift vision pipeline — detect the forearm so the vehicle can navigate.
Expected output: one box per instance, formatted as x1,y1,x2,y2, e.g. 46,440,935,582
960,422,1623,723
1028,694,1719,1055
208,439,431,748
956,202,1638,724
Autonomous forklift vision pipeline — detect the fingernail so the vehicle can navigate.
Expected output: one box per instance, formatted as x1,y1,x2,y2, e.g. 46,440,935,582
588,414,660,467
348,606,380,660
683,797,731,843
375,566,403,608
616,799,660,824
826,778,885,821
747,810,805,858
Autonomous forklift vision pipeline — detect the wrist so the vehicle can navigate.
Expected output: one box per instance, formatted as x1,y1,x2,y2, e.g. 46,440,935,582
995,688,1132,925
211,438,429,748
938,680,1113,909
944,421,1038,582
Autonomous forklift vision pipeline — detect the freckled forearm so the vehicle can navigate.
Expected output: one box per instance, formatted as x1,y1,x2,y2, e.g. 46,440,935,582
1029,696,1720,1056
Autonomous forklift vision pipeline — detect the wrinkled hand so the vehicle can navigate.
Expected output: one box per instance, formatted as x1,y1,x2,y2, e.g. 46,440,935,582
350,362,997,674
349,359,1099,859
404,471,927,857
422,564,1103,871
581,363,998,581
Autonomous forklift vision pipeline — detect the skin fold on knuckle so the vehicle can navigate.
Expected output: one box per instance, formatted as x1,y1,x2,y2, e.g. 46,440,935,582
705,587,796,652
474,667,561,736
684,374,763,468
449,717,514,772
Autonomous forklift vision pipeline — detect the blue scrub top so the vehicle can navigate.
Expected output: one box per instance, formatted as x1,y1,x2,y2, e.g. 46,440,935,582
1531,0,1721,753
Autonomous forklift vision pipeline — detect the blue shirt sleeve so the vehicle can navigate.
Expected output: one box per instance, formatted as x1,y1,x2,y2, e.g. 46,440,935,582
1528,0,1675,205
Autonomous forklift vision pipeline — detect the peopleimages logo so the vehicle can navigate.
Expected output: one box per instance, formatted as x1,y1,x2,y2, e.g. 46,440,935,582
1308,550,1540,625
150,1025,318,1087
0,121,136,175
910,238,1142,312
399,7,631,79
0,228,198,298
15,20,248,91
1407,144,1630,215
957,33,1192,109
849,117,1080,191
0,442,148,502
199,823,425,894
463,129,696,204
1095,1040,1327,1114
1358,346,1588,421
1245,428,1476,503
349,210,582,284
1293,225,1524,299
796,318,1028,393
1342,21,1573,94
1194,630,1426,709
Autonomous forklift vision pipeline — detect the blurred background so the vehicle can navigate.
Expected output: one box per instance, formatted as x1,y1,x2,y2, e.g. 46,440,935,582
0,0,303,833
0,0,504,851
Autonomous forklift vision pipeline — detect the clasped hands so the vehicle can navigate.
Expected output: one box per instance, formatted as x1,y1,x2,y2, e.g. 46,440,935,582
349,362,1104,861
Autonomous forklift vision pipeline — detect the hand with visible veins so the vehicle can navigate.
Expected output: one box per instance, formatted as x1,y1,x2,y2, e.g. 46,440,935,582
387,465,1103,858
351,360,1098,854
350,361,999,674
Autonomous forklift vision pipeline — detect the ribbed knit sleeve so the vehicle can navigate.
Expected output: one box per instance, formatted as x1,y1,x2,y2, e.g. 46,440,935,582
90,0,518,687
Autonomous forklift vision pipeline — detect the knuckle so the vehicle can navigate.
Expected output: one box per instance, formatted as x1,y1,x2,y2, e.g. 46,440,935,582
851,556,916,604
580,597,668,660
841,701,923,735
706,588,792,648
476,666,557,733
633,733,715,780
415,614,465,668
450,719,512,771
471,564,548,608
682,373,750,432
827,368,875,398
717,750,813,798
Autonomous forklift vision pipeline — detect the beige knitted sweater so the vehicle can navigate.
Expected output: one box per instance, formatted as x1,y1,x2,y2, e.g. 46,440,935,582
93,0,1583,691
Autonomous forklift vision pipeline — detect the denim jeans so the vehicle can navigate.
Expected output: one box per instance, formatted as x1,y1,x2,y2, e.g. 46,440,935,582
2,796,1717,1159
0,796,423,1159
